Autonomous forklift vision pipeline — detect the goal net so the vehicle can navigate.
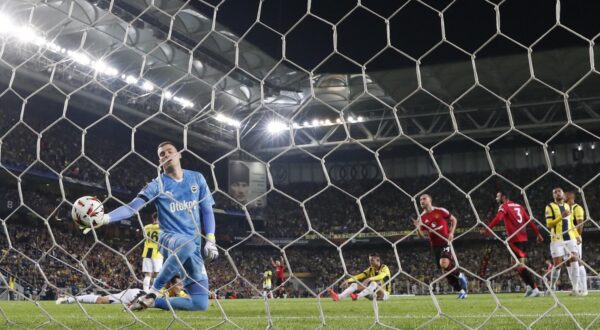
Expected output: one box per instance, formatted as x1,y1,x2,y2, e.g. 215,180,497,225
0,0,599,328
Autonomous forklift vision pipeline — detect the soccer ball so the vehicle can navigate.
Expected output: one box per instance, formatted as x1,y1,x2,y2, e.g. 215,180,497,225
71,196,104,228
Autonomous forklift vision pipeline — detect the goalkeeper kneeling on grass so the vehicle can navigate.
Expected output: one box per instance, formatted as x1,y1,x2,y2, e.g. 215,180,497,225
328,253,391,301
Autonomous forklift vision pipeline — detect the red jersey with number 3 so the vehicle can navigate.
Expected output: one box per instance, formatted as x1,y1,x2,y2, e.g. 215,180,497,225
487,201,540,243
420,207,451,247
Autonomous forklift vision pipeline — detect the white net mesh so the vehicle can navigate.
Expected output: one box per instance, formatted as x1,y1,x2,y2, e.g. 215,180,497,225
0,0,600,328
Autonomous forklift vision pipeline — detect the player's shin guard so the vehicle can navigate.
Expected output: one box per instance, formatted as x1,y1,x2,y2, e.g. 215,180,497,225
338,283,358,299
143,276,151,291
569,261,580,293
579,265,588,294
357,282,378,299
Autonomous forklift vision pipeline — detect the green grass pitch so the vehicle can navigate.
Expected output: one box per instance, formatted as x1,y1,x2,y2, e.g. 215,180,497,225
1,293,599,329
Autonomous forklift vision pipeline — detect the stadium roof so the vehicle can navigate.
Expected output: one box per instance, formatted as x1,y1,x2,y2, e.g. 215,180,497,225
2,0,600,158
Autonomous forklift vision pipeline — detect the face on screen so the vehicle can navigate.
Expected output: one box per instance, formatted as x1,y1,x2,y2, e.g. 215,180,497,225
229,181,249,202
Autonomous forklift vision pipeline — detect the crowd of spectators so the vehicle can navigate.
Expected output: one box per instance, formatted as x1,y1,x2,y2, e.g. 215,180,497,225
2,213,600,300
1,102,599,299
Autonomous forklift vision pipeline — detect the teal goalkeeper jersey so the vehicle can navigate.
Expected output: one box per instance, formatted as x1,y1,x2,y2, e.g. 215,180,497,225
138,170,214,237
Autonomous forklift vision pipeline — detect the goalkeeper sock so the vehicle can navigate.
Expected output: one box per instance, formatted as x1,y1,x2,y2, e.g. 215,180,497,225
579,265,587,293
358,282,378,299
155,294,208,311
338,283,358,299
75,294,100,304
143,276,152,291
154,279,209,311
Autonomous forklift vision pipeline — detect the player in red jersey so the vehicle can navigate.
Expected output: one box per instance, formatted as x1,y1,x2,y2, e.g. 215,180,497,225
481,191,544,297
413,194,468,299
271,257,286,298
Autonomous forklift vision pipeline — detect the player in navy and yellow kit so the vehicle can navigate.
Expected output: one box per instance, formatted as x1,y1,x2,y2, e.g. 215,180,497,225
329,253,391,301
566,191,588,296
546,187,581,295
262,270,273,299
142,212,163,291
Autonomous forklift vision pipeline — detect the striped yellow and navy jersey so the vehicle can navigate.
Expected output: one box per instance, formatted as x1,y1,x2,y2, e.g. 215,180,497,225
263,270,272,287
142,223,162,259
160,287,187,298
571,203,585,237
348,264,392,294
545,202,578,242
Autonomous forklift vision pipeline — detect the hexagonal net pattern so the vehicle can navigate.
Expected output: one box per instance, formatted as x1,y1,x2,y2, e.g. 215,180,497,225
0,0,599,329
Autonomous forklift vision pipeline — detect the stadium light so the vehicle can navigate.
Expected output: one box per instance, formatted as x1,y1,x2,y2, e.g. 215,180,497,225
267,121,288,134
125,75,139,84
215,113,241,128
0,14,12,34
592,143,596,150
0,14,198,110
141,81,154,91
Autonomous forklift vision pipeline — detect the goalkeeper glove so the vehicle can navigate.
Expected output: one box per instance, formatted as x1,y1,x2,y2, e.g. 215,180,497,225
80,214,111,234
203,234,219,261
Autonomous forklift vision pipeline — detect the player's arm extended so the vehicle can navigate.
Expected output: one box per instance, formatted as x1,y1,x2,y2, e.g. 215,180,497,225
347,272,368,283
485,211,503,233
106,197,146,223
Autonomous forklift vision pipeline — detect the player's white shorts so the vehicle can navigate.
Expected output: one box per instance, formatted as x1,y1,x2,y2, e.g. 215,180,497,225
563,241,583,260
142,258,163,273
108,289,143,305
550,240,578,258
263,285,272,291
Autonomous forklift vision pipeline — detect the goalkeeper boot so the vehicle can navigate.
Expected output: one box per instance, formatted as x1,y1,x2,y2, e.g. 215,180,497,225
327,289,339,302
530,288,541,297
128,293,156,311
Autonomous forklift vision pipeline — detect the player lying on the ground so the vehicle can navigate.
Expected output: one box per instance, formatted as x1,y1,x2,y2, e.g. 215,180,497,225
413,194,468,299
56,275,185,305
328,253,391,301
481,191,544,297
74,141,219,311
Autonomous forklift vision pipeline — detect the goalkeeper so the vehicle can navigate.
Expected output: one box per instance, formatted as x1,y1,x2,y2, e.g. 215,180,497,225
80,141,218,311
328,253,391,301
